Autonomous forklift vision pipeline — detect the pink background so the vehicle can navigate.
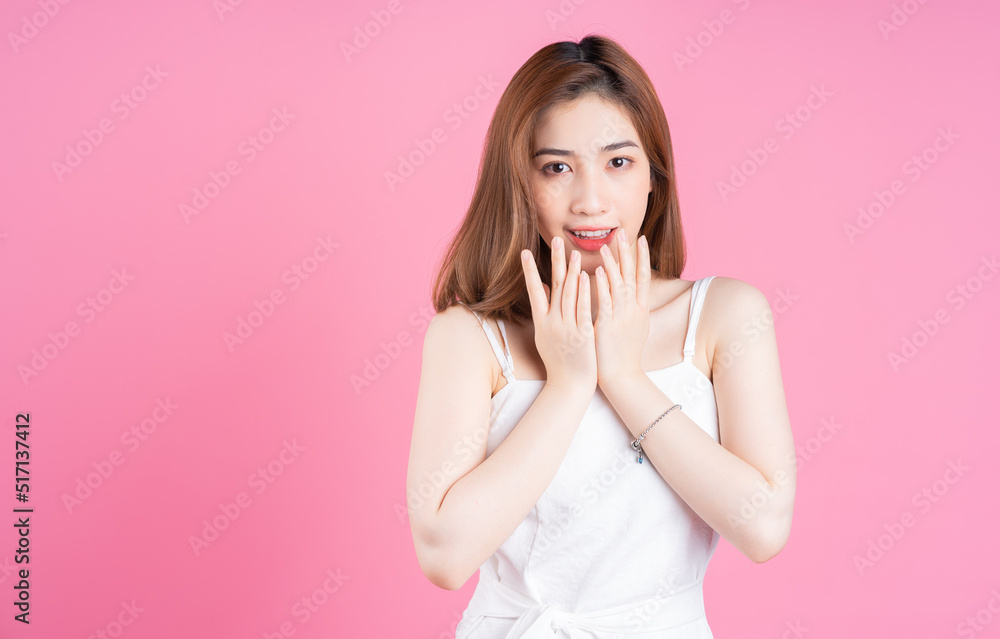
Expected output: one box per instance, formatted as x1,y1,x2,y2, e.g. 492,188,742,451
2,0,998,637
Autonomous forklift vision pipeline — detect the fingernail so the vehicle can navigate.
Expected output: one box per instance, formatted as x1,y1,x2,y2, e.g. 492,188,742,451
522,250,530,262
639,235,647,248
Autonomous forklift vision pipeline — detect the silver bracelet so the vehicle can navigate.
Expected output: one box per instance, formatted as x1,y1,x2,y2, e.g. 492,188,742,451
631,404,682,464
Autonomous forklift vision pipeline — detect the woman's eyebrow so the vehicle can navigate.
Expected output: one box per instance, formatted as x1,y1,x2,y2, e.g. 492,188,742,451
532,139,639,158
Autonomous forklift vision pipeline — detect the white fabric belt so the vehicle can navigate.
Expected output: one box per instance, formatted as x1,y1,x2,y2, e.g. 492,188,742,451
469,574,709,638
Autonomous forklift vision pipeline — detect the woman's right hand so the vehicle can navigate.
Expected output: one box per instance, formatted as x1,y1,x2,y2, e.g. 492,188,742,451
520,236,597,393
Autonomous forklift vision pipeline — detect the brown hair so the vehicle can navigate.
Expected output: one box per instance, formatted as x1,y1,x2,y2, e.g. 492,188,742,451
431,34,686,326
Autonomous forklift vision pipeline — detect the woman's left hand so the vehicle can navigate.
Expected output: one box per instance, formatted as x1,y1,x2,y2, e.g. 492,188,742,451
593,228,652,390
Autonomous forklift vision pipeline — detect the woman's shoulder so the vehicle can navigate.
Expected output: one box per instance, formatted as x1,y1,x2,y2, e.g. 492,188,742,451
701,275,776,357
703,275,769,309
424,303,504,392
659,274,764,310
427,302,484,340
431,301,524,332
704,275,763,298
425,303,502,363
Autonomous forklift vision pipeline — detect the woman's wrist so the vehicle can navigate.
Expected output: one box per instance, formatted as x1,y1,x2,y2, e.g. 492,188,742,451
542,377,596,402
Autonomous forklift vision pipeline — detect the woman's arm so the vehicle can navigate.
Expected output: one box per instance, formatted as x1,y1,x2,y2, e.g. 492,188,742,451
407,305,593,590
599,277,796,563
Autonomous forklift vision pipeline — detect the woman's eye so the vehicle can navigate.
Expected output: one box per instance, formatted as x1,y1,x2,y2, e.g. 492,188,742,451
542,157,634,175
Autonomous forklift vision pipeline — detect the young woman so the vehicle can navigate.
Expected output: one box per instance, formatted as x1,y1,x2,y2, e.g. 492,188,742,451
407,34,796,638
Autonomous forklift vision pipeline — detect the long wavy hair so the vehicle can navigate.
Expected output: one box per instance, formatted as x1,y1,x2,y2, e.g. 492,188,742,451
431,34,686,327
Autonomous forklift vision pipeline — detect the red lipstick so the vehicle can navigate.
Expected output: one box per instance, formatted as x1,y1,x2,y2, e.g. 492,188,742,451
567,226,618,252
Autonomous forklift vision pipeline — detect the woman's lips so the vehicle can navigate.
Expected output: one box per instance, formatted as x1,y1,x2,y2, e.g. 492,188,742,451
567,228,616,252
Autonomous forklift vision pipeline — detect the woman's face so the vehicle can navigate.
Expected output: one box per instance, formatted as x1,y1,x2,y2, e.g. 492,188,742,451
530,93,652,273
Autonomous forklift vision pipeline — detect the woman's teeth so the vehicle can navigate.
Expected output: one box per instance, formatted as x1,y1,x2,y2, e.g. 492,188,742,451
570,229,612,238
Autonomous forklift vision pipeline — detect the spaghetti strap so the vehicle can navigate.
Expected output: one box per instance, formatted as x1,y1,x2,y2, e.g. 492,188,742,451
453,287,722,639
682,276,716,361
467,308,515,383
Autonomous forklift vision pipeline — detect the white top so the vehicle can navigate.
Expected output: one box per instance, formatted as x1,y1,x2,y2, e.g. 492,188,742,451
455,276,720,638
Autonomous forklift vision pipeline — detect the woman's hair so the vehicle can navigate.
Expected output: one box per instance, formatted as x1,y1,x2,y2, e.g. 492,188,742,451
431,34,686,326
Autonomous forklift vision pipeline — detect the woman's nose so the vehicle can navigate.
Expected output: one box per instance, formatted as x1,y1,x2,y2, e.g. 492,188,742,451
570,168,608,215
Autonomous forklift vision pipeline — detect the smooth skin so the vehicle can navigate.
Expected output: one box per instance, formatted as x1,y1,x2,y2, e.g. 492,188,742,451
408,95,795,591
517,227,651,391
531,93,652,318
